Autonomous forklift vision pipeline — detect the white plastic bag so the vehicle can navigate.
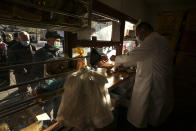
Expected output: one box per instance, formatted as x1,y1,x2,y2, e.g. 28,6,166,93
57,68,113,128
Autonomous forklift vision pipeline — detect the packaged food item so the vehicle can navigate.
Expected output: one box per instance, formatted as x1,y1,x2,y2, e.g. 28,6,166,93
74,48,86,70
57,68,113,128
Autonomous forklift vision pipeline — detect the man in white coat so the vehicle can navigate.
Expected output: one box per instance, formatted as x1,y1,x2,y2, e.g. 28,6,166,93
111,22,174,128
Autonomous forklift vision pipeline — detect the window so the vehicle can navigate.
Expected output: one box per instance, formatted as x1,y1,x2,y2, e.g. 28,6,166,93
91,21,112,41
76,21,113,41
124,21,134,36
0,25,64,52
0,24,65,88
73,21,113,59
123,21,136,53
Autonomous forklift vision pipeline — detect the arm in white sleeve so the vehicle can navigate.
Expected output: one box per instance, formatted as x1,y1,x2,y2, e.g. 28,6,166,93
115,42,152,66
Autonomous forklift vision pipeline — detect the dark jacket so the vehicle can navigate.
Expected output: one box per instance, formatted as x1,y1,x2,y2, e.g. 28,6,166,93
90,48,102,67
7,40,18,49
8,43,36,74
0,41,7,65
31,44,60,78
0,41,9,85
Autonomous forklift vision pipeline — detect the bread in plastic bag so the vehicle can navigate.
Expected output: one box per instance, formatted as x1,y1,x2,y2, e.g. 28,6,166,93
57,68,113,128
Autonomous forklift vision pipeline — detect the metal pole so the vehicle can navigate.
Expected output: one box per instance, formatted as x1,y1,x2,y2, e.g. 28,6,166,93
0,103,38,119
0,70,76,92
0,56,89,71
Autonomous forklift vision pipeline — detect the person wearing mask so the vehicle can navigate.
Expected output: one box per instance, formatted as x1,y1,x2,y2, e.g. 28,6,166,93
31,31,62,125
31,30,62,79
0,36,9,87
8,31,36,95
110,22,174,129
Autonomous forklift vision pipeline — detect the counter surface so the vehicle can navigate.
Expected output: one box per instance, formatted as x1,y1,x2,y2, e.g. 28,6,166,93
0,69,136,130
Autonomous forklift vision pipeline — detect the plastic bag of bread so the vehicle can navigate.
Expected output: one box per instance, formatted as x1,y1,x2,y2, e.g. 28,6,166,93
57,67,113,128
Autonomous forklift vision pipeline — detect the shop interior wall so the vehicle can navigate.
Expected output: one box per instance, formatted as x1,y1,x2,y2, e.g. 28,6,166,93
99,0,196,127
147,1,196,120
98,0,152,24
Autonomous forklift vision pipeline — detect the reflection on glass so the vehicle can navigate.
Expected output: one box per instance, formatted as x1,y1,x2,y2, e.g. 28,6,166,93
91,21,112,41
0,24,65,106
124,21,134,37
123,21,136,54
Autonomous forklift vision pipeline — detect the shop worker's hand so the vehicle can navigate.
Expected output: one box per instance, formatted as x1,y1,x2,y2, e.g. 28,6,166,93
123,49,129,54
101,55,108,62
24,68,27,73
110,55,116,61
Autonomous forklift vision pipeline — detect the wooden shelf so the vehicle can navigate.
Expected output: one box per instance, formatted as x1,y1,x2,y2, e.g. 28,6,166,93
0,17,81,32
72,40,121,48
93,0,137,23
9,0,88,19
0,0,91,31
123,36,136,41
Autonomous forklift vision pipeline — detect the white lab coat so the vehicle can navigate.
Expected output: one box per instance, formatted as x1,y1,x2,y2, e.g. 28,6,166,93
115,32,174,128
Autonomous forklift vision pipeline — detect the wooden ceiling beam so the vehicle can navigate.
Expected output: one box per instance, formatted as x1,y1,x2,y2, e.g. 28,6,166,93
72,40,121,48
92,0,138,24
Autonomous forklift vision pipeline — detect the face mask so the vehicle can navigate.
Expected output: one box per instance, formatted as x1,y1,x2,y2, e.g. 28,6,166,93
21,41,30,46
54,41,61,49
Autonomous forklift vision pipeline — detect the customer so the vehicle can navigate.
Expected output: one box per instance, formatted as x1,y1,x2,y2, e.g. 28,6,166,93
31,31,62,125
7,33,18,48
0,36,9,87
31,30,62,79
8,31,36,95
5,33,13,46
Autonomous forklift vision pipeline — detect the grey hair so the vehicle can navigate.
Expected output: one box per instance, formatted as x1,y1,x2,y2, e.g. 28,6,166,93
18,31,30,40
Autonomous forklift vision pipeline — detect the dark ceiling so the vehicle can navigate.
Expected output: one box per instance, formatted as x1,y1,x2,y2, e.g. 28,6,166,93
144,0,196,8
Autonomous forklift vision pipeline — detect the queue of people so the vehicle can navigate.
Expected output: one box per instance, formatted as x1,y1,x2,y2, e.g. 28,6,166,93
0,22,174,130
0,30,62,95
7,31,36,94
0,30,63,127
0,35,9,87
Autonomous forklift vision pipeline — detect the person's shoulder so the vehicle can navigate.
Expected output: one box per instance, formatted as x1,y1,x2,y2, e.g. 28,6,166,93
8,43,16,51
11,43,20,48
30,43,36,48
146,32,165,42
147,32,159,38
35,46,47,56
153,32,169,43
35,47,43,54
0,41,6,46
9,40,16,44
151,32,165,40
30,44,36,51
